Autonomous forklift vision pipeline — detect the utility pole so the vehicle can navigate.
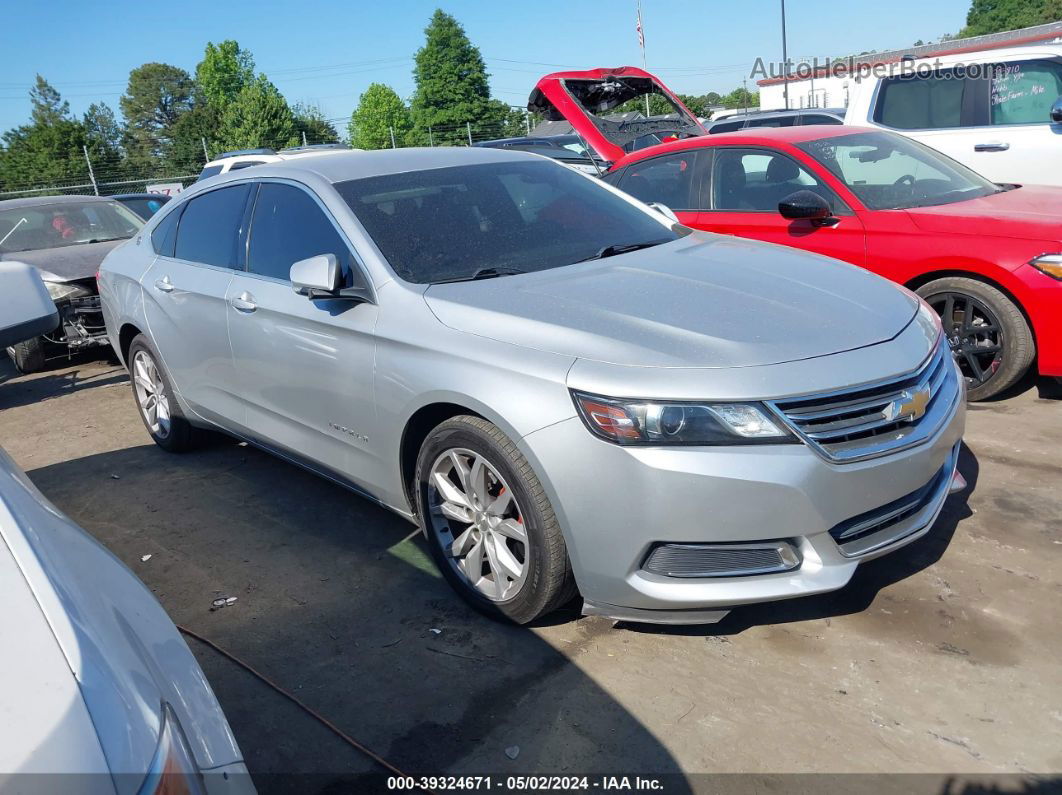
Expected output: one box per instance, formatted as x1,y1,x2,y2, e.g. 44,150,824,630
302,130,308,147
637,0,650,117
428,126,434,147
780,0,790,110
467,121,473,146
389,126,396,149
201,137,210,163
742,78,749,114
82,145,99,196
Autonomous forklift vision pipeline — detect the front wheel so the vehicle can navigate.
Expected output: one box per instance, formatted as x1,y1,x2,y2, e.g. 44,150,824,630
6,337,46,374
917,277,1034,401
415,415,577,624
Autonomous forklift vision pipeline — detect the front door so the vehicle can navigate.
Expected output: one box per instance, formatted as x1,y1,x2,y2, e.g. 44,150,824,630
225,181,381,493
140,183,251,426
695,147,867,268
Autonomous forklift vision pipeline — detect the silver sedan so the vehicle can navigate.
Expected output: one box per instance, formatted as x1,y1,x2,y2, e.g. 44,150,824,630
98,147,965,625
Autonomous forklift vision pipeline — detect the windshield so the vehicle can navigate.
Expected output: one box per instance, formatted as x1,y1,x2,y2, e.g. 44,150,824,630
796,131,1001,210
335,160,679,284
0,200,143,253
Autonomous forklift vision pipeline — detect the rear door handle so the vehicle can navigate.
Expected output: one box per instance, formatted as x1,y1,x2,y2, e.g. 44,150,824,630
153,276,174,293
974,142,1010,152
230,292,257,313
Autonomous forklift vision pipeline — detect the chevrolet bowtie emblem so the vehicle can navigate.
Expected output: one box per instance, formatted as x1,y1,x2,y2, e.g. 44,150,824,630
886,384,931,422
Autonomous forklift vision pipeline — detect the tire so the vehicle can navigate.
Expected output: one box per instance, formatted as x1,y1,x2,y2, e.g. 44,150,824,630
7,337,46,374
415,415,577,624
126,335,198,452
917,277,1034,401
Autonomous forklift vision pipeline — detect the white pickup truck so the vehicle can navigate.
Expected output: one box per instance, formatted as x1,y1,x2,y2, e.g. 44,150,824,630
845,45,1062,185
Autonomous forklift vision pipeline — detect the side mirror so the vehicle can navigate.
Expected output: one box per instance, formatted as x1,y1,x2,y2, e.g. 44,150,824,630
291,253,372,303
0,262,59,349
646,202,680,224
1051,96,1062,123
778,190,834,224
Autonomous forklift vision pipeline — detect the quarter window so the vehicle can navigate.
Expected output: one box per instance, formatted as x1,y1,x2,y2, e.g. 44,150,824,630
617,152,701,210
247,183,354,282
991,60,1062,125
173,184,251,268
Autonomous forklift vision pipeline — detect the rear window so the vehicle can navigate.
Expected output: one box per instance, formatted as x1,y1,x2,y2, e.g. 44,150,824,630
875,72,966,129
746,115,796,128
334,160,678,284
197,165,224,181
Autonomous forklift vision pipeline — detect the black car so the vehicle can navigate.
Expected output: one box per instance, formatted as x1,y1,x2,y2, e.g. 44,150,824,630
473,135,602,174
109,193,171,221
0,195,142,372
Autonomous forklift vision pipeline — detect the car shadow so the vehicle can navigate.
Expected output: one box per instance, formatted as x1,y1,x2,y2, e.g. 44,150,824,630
620,443,979,639
0,354,127,409
24,438,692,794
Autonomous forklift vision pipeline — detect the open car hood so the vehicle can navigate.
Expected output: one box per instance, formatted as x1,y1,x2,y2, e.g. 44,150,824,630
528,67,706,164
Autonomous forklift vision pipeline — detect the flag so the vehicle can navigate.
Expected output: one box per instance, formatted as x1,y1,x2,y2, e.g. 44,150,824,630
636,9,645,50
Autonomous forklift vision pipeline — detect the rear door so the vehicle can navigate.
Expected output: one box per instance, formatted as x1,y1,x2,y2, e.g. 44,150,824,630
225,181,380,488
611,149,708,227
140,184,251,425
697,147,866,267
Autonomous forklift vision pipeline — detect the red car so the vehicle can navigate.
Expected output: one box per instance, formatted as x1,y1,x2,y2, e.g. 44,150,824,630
532,68,1062,400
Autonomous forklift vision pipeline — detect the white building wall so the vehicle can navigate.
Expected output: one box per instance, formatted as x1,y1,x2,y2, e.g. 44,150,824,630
758,74,853,111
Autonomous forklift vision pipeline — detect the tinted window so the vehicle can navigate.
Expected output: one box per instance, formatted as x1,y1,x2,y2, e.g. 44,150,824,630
197,165,224,181
618,152,700,210
335,160,680,284
173,185,251,268
746,115,796,128
797,131,1000,210
151,206,181,257
712,148,842,212
991,60,1062,125
801,114,842,125
708,120,744,134
875,73,966,129
247,183,354,281
229,160,267,171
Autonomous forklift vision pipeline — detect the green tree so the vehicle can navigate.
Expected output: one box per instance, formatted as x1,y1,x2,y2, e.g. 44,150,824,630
349,83,412,149
722,87,759,110
29,75,70,126
292,102,340,145
961,0,1062,36
165,103,219,173
216,75,298,151
83,103,122,155
409,9,500,145
120,63,195,164
196,40,255,110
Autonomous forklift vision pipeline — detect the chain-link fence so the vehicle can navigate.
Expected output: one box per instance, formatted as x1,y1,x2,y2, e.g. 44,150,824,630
0,109,546,200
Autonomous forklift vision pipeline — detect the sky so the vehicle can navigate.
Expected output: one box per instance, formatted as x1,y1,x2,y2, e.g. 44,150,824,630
0,0,972,133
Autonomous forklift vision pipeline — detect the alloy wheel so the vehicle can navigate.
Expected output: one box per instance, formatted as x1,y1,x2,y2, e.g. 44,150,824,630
426,448,528,602
131,350,171,439
928,292,1005,390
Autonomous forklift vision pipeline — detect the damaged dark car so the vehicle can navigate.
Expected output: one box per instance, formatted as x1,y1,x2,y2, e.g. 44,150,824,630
0,195,142,372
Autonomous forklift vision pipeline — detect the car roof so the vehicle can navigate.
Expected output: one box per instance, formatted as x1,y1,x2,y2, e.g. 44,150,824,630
0,194,118,210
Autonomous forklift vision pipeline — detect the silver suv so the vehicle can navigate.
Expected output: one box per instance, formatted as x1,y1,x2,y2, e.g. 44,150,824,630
99,148,966,625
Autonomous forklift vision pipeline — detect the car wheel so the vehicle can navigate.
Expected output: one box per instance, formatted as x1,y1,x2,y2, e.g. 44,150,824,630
415,415,577,624
6,337,46,374
917,277,1034,401
127,335,198,452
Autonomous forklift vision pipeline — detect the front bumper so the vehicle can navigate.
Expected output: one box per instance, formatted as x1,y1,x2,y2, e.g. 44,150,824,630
522,387,965,625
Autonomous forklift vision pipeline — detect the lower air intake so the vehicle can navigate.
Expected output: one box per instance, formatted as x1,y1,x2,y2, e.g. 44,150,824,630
643,541,800,578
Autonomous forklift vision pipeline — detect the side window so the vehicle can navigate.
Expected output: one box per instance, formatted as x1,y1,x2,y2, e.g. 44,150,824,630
617,152,700,210
247,183,354,282
708,120,744,133
712,149,843,213
991,60,1062,125
875,71,967,129
801,114,842,125
746,115,796,128
151,206,182,257
173,184,251,268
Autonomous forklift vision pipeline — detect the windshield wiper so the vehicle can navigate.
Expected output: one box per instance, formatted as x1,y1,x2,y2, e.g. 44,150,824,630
432,266,526,284
576,238,671,263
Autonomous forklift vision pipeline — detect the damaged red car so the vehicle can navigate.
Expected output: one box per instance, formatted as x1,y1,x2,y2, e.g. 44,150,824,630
530,67,1062,400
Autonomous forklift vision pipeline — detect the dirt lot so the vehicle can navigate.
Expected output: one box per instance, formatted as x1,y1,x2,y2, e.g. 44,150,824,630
1,353,1060,793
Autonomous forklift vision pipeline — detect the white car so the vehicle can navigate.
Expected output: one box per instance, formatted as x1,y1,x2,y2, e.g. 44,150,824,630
0,262,253,794
196,143,357,182
845,45,1062,185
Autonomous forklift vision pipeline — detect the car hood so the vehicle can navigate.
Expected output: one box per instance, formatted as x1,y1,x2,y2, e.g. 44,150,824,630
904,185,1062,243
424,232,918,369
527,66,706,163
0,239,125,282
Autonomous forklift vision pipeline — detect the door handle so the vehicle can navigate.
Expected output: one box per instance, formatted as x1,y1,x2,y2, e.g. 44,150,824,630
230,292,257,313
974,142,1010,152
153,276,174,293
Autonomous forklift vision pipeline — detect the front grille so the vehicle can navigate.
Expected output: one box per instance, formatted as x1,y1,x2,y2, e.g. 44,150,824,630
643,541,800,578
769,339,958,463
827,442,959,557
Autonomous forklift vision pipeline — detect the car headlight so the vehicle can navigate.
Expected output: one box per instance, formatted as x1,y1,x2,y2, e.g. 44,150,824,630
572,391,796,445
37,269,93,302
138,703,205,795
1029,253,1062,280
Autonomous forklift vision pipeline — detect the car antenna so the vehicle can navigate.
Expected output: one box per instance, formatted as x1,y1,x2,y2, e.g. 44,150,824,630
576,133,605,177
